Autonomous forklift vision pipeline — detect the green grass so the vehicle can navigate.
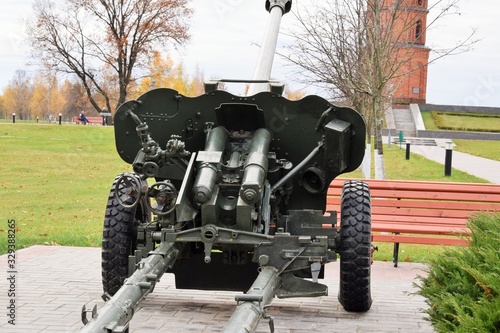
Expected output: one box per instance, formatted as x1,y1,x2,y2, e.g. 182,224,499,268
421,111,500,132
0,124,492,261
421,112,499,162
421,111,438,130
453,139,500,162
0,123,129,254
432,112,500,132
341,143,489,183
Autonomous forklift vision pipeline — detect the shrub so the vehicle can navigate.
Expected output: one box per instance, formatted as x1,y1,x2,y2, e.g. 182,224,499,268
417,213,500,332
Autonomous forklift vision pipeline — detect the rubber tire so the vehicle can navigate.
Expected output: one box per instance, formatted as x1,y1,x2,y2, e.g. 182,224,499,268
101,173,149,296
338,180,373,312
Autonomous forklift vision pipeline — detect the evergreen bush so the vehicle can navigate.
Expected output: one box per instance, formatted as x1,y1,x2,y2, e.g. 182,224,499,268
417,213,500,332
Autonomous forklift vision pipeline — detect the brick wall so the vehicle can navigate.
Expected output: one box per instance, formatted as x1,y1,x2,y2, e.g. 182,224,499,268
383,0,430,104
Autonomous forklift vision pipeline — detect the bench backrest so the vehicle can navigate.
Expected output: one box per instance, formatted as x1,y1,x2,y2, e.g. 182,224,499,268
327,179,500,232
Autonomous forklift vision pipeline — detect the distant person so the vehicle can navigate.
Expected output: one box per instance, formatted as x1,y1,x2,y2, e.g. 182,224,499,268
79,111,90,125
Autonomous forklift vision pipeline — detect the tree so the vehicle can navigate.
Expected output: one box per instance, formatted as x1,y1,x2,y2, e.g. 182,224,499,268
60,80,94,119
135,51,206,97
283,0,476,178
30,77,49,121
0,94,5,119
30,73,65,121
2,70,33,120
284,87,306,101
27,0,192,114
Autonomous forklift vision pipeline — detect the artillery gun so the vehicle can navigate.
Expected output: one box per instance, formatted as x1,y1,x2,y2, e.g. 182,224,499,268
80,1,372,332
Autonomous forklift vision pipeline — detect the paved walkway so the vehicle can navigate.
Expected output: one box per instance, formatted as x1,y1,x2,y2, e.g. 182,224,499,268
410,138,500,184
385,137,500,184
0,246,434,333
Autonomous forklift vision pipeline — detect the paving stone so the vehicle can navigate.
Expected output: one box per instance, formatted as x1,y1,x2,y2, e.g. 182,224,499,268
0,246,435,332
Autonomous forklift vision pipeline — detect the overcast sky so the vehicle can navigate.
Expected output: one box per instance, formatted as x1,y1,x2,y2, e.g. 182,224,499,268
1,0,499,107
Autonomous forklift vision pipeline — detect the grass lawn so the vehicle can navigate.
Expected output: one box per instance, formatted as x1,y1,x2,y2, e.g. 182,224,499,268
421,111,438,130
453,139,500,161
0,123,129,254
0,123,492,263
431,112,500,132
421,111,499,162
422,110,500,132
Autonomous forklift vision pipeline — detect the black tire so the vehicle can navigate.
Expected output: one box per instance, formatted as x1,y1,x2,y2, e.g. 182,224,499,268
338,180,372,312
101,173,150,296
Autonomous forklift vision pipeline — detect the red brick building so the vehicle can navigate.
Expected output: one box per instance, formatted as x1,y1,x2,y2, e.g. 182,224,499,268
384,0,430,104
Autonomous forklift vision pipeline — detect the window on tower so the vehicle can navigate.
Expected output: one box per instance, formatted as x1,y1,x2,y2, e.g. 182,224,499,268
417,0,423,6
415,20,423,43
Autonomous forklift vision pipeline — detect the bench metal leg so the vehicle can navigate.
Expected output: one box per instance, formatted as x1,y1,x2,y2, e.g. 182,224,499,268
393,241,400,268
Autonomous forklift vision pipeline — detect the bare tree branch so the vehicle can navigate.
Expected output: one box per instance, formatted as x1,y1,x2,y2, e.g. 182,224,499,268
27,0,192,114
282,0,477,153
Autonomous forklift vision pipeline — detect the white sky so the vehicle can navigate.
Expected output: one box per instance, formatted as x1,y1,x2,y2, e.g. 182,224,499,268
1,0,499,107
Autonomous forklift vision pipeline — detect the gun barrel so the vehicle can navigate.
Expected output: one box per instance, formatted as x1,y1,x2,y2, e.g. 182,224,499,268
80,242,179,333
221,266,280,333
247,1,292,95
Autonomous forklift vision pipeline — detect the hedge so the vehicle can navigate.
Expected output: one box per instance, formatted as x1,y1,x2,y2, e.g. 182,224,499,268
417,213,500,332
430,112,500,132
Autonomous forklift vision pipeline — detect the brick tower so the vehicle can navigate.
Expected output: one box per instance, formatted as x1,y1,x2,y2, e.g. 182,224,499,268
386,0,430,104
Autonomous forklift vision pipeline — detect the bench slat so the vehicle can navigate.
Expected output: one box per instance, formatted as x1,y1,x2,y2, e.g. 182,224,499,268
372,216,467,227
332,178,500,195
327,197,500,212
373,234,468,246
371,207,471,219
369,189,500,203
372,223,469,235
329,187,500,203
328,179,500,266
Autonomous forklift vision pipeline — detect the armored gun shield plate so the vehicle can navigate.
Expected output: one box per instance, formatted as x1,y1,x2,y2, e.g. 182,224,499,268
114,88,366,212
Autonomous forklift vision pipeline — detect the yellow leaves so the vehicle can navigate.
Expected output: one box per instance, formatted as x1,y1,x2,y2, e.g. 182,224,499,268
1,85,18,112
284,88,306,101
2,72,68,119
134,52,205,97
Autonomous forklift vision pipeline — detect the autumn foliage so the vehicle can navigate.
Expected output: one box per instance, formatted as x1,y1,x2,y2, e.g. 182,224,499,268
26,0,192,114
0,56,206,121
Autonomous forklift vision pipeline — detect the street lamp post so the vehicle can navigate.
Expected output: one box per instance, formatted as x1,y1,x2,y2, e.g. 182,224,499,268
405,139,411,160
444,141,453,176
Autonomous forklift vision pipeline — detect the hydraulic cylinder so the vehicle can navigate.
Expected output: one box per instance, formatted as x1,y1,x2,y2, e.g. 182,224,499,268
192,126,229,204
240,128,271,204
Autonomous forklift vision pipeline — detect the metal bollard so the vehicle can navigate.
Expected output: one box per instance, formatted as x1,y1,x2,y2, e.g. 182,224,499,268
59,113,62,125
444,141,453,176
405,139,411,160
12,113,16,124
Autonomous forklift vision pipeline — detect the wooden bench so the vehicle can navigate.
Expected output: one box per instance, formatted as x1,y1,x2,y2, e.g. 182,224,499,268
73,116,104,125
327,179,500,267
